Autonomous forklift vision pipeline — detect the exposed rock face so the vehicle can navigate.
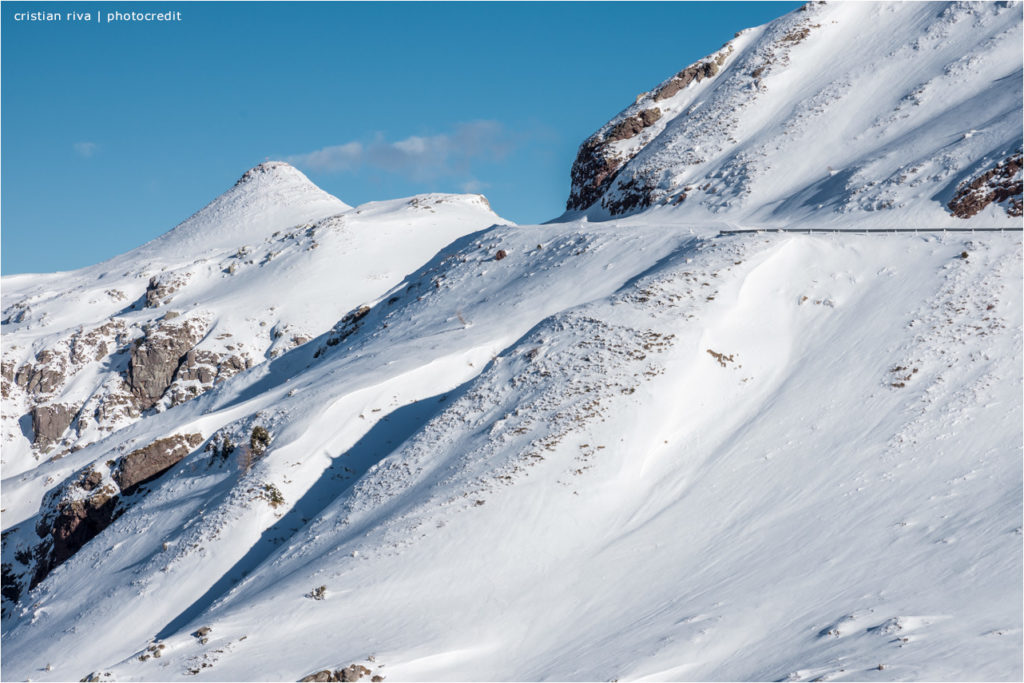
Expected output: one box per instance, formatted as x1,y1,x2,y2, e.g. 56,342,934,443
567,1,1019,220
43,483,119,576
126,318,208,410
608,108,663,141
653,59,723,101
114,433,204,493
567,138,626,212
566,48,731,212
602,175,658,216
948,152,1023,218
14,349,68,397
8,321,129,412
30,403,79,448
14,466,123,592
5,309,246,459
70,320,125,364
144,273,190,309
169,348,253,405
3,432,205,599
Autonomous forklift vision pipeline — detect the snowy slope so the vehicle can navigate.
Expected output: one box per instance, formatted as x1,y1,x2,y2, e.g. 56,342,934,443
2,216,1020,681
2,2,1022,682
1,163,504,477
568,1,1023,227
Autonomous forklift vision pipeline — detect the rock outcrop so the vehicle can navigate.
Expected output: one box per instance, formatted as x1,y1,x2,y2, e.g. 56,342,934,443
144,273,191,309
1,432,204,603
41,481,119,579
114,433,204,493
126,318,208,410
565,2,1020,222
299,665,374,682
566,48,731,212
29,403,79,448
948,152,1023,219
13,349,68,397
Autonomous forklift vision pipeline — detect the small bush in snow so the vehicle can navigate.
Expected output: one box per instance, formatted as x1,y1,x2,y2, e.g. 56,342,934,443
261,482,285,508
250,425,271,456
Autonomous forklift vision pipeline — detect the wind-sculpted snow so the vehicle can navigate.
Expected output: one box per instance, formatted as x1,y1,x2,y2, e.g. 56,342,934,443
2,213,1019,680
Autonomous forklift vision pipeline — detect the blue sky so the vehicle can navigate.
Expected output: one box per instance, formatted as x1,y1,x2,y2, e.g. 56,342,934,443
1,1,801,274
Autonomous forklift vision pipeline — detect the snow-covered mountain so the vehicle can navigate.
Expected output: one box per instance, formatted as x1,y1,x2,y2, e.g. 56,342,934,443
567,1,1022,227
2,3,1021,682
2,162,502,477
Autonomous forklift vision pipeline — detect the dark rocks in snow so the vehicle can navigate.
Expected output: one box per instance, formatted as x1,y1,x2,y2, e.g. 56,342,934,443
338,665,373,681
607,108,663,142
114,433,204,493
170,348,252,405
780,25,813,44
12,432,203,597
653,61,720,101
567,137,627,211
93,387,142,425
235,160,298,186
80,469,104,491
144,273,190,309
1,562,22,606
316,305,373,357
948,151,1023,218
567,43,732,213
14,349,67,396
345,305,372,324
299,665,372,682
567,109,663,213
250,425,271,456
601,175,657,216
31,481,120,588
494,249,508,261
69,320,124,364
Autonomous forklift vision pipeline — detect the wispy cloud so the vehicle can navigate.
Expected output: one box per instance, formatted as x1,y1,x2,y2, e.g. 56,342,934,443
286,121,513,181
459,179,489,193
74,141,98,158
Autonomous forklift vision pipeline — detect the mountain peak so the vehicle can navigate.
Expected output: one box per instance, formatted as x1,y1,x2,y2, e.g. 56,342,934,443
234,160,309,188
137,162,352,258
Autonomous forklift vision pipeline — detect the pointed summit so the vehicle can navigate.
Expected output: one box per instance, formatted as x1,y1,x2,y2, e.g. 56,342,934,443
141,161,351,259
233,160,316,188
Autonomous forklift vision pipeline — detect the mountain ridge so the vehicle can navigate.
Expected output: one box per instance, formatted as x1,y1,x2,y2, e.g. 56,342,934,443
1,2,1021,681
566,1,1023,227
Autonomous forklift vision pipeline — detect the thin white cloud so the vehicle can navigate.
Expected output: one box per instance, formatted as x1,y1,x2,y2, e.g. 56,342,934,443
290,141,363,172
459,179,488,193
74,141,98,158
286,121,513,181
